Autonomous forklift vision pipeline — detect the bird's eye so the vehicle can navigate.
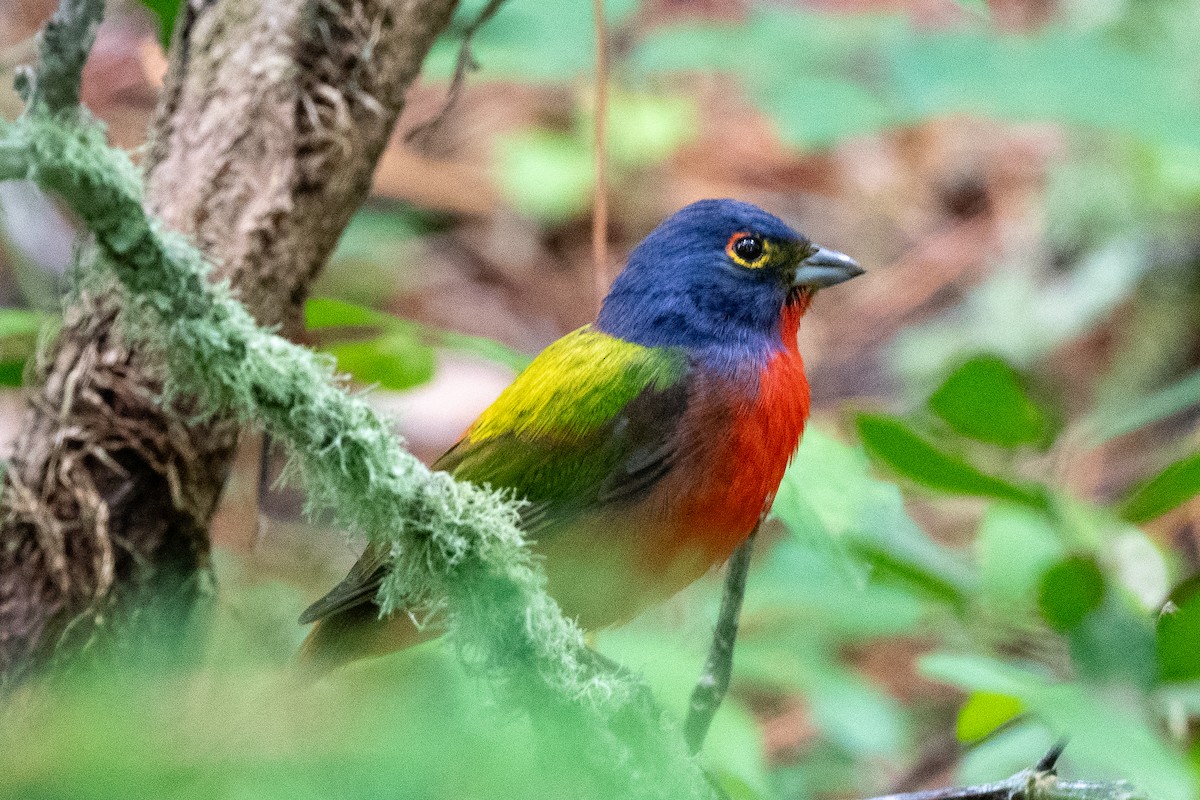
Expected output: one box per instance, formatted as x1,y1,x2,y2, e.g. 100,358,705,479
734,236,763,261
726,232,767,268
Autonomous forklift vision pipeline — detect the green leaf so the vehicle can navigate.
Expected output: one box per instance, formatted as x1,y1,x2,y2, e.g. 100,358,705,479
956,692,1024,743
0,359,25,387
304,297,393,331
603,93,698,169
1037,556,1105,631
1158,575,1200,682
306,298,530,373
743,537,927,641
1089,367,1200,443
1067,592,1156,687
922,653,1195,800
431,329,531,373
958,722,1058,786
137,0,182,48
495,130,594,224
325,332,436,390
1119,449,1200,524
808,669,909,756
976,504,1065,611
929,355,1049,447
637,9,1200,151
0,309,51,386
855,413,1046,508
0,308,48,340
774,426,976,610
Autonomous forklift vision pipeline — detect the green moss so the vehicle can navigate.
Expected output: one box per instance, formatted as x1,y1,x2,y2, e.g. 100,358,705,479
0,111,713,798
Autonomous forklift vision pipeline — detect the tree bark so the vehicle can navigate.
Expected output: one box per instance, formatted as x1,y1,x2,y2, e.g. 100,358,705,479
0,0,459,682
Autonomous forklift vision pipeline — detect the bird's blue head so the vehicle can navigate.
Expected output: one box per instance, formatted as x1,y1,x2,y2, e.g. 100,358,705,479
596,199,862,374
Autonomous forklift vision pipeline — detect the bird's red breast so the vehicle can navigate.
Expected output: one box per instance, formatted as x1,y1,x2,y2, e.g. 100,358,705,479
647,297,810,564
685,298,810,553
536,299,811,628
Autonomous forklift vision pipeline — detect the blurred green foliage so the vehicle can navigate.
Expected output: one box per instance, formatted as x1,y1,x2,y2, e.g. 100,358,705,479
856,410,1047,508
305,296,530,388
0,307,52,386
1120,451,1200,524
496,92,698,223
929,357,1050,448
825,351,1197,799
136,0,180,47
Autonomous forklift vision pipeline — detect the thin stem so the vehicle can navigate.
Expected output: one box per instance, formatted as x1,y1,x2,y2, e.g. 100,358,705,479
685,523,759,754
404,0,507,144
591,0,609,310
1037,740,1069,774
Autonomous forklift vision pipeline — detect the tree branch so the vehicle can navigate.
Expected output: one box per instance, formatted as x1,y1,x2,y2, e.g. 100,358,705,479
0,109,715,797
404,0,508,145
0,0,461,682
685,522,759,754
866,746,1145,800
14,0,104,115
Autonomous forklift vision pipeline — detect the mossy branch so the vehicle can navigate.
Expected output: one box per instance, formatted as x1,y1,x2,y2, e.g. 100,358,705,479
0,110,712,797
14,0,104,114
2,0,710,793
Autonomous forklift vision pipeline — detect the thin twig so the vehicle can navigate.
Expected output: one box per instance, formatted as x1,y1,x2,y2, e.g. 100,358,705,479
1037,740,1069,774
15,0,105,115
685,522,759,754
591,0,610,309
404,0,507,145
865,744,1144,800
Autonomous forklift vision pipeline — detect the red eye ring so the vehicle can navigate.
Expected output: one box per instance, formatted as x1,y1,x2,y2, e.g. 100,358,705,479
726,231,765,266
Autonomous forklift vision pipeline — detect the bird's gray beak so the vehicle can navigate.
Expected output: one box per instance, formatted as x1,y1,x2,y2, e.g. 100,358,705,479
792,246,864,288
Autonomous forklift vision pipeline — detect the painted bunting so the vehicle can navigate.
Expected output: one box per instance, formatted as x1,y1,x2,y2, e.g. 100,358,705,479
299,199,862,670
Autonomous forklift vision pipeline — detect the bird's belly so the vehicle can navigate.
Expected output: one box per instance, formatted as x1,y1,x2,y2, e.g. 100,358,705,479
535,410,800,628
534,346,808,630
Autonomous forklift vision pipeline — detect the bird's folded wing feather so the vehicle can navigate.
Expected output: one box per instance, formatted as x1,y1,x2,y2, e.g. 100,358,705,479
298,327,692,625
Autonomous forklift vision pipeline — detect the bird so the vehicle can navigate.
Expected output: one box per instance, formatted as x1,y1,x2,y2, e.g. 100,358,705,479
298,198,863,671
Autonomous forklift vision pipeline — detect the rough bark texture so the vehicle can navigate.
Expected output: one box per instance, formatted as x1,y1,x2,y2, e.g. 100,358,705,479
0,0,460,682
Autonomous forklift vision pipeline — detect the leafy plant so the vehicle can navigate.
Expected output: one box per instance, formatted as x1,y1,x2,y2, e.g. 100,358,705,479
767,350,1199,794
305,296,529,389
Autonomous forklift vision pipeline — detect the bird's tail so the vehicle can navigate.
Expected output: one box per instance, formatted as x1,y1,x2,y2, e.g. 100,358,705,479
295,604,437,678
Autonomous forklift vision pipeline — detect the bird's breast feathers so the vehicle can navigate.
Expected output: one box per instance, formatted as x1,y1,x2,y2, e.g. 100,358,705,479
468,307,806,531
652,300,810,561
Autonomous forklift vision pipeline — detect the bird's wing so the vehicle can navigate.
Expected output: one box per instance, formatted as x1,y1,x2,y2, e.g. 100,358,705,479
298,327,692,625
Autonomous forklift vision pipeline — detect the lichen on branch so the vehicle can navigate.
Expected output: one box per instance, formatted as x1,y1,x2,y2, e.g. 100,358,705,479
0,109,711,798
14,0,104,114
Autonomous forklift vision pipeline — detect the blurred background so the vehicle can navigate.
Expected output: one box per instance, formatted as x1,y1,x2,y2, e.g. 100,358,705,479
1,0,1200,798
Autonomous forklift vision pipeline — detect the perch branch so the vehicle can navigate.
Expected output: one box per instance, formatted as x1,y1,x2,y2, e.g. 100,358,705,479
685,522,759,754
591,0,609,308
0,111,713,798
